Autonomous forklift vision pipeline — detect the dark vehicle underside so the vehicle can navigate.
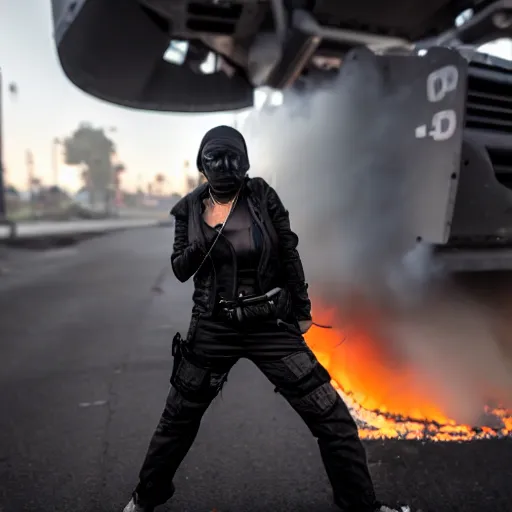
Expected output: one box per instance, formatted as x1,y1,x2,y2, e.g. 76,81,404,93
51,0,512,278
52,0,512,112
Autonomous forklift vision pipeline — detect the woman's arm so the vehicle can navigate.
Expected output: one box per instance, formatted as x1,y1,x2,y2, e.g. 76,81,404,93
170,197,216,283
170,214,209,283
266,186,312,322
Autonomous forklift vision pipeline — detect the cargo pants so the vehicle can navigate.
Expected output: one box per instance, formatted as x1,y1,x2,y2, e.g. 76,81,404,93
133,316,377,511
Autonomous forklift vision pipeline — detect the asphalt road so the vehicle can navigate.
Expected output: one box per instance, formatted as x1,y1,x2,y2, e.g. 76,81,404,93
0,228,511,512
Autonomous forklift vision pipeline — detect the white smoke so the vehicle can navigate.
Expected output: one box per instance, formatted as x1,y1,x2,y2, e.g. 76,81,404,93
246,70,438,306
242,70,512,426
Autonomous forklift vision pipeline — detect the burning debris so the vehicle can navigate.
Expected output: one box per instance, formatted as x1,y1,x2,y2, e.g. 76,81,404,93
336,385,512,442
304,300,512,442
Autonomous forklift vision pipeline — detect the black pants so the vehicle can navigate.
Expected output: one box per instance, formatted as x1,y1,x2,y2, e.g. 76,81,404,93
134,315,377,511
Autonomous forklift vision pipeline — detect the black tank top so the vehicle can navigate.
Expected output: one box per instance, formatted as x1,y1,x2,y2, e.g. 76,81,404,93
202,196,262,299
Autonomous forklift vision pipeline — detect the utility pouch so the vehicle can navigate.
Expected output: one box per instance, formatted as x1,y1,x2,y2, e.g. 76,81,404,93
218,287,286,324
169,331,213,399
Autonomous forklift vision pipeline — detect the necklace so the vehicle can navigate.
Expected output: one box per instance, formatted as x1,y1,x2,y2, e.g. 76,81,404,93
209,188,232,207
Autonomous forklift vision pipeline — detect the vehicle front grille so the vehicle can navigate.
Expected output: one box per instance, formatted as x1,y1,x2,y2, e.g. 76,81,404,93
186,2,243,34
465,62,512,134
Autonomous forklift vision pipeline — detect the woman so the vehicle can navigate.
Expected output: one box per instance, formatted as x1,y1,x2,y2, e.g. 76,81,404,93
123,126,405,512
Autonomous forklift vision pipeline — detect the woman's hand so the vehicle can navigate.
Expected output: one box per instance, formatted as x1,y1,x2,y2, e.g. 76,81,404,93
298,319,313,334
203,198,232,228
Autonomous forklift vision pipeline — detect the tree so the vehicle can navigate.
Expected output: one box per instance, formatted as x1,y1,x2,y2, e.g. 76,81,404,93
155,173,166,195
63,123,116,205
114,164,126,187
186,175,198,194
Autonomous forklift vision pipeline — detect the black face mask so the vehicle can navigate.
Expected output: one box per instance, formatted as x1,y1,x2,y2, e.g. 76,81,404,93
204,169,244,202
197,127,250,202
201,143,247,202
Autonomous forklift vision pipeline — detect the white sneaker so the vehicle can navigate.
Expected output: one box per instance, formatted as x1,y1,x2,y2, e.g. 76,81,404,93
122,497,154,512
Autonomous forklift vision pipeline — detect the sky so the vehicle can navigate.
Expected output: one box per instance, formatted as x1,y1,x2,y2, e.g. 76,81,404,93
0,1,240,194
1,2,511,195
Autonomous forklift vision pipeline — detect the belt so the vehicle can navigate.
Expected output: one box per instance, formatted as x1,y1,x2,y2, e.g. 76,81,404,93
217,287,282,323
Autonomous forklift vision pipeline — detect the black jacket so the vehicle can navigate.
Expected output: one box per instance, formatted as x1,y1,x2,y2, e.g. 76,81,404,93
170,177,312,321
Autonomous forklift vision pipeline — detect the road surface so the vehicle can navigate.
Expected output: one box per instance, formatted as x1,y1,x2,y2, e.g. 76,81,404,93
0,228,511,512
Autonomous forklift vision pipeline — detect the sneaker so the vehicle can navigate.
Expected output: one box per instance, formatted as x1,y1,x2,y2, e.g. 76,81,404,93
122,497,154,512
377,506,411,512
333,493,412,512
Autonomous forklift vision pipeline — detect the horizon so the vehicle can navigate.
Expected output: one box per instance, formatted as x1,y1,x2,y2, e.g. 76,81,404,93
0,1,241,196
1,3,511,197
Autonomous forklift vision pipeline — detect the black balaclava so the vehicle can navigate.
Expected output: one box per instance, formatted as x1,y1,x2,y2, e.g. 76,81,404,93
196,125,250,202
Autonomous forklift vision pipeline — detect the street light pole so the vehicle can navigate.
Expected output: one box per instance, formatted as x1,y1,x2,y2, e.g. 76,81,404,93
106,126,117,216
0,68,6,220
52,137,60,186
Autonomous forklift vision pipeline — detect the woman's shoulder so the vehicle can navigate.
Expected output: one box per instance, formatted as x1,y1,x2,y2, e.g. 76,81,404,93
170,183,208,218
247,177,282,207
247,176,271,196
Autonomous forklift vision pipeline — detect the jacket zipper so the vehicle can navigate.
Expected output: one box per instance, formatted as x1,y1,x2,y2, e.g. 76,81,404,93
215,231,238,300
209,254,217,313
247,197,266,292
197,199,218,314
228,236,238,299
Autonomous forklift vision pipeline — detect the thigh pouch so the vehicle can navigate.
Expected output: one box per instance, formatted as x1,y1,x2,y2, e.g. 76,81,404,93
170,332,227,403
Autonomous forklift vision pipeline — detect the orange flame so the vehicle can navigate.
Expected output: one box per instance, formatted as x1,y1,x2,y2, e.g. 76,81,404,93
304,301,512,441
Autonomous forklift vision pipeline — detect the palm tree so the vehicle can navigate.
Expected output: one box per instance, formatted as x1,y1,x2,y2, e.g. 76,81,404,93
155,173,166,196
